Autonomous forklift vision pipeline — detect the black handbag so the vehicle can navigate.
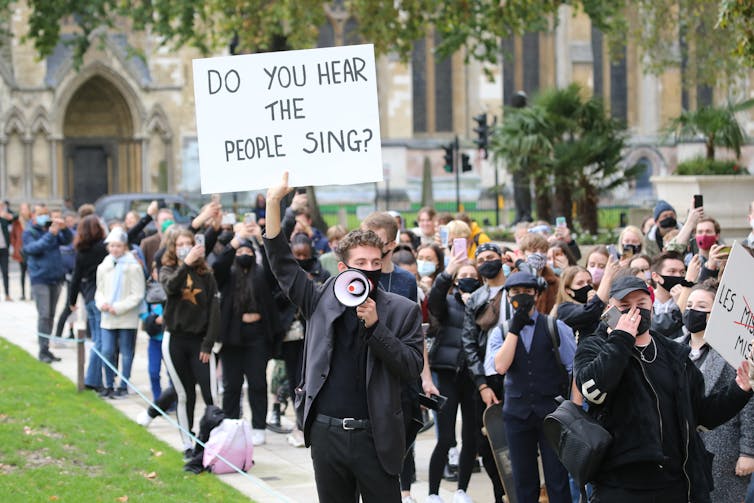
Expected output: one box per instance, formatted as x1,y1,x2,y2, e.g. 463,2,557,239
543,398,612,489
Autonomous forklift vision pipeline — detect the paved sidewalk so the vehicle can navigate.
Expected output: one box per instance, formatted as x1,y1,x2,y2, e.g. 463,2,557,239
0,266,495,502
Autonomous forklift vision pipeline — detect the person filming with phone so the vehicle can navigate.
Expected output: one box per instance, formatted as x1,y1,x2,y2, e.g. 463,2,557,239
574,275,753,502
264,172,423,503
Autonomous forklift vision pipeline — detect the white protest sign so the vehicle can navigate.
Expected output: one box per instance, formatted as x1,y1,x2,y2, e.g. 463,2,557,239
704,242,754,368
192,44,383,194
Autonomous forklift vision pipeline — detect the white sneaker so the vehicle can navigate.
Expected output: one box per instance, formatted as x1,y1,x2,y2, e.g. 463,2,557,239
427,495,445,503
287,429,305,448
251,428,266,446
452,489,473,503
136,410,153,427
448,446,459,467
401,496,417,503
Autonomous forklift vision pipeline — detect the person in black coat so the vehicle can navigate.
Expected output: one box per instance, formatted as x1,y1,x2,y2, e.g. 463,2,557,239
264,172,423,503
575,276,753,502
213,224,282,445
68,215,108,389
426,254,484,501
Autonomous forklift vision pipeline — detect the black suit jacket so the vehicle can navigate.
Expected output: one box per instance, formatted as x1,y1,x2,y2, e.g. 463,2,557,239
264,232,423,475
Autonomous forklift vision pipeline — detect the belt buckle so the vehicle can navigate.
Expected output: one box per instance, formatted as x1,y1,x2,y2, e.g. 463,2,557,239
342,417,356,430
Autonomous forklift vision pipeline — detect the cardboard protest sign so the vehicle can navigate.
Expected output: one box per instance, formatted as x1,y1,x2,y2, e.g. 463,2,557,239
192,44,383,193
704,242,754,368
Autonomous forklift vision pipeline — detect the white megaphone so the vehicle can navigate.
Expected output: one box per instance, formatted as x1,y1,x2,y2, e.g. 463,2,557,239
333,269,372,307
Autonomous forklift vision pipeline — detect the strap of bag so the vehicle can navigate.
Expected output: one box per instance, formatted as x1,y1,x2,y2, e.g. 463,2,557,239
544,314,571,397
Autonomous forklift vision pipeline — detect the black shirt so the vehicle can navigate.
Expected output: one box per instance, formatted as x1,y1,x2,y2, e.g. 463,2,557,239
606,338,686,490
312,307,370,419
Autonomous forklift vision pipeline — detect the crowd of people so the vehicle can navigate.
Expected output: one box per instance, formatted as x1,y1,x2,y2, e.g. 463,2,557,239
3,187,754,503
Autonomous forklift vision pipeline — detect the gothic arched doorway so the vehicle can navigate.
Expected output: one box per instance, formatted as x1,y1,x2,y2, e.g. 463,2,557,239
63,76,141,206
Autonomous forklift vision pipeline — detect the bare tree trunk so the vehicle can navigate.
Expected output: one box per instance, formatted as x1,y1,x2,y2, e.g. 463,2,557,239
552,167,573,227
533,171,552,223
305,186,327,232
577,182,600,235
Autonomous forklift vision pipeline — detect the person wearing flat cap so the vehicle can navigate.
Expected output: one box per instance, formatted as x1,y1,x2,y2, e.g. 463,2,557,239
490,271,576,503
574,275,753,502
460,241,515,502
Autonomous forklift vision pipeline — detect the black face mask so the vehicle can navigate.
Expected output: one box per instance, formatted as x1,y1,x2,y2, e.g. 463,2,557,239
457,278,482,293
622,244,641,255
683,309,708,333
297,257,317,271
571,284,592,304
478,259,503,279
659,216,677,229
353,267,382,298
620,307,652,334
235,255,255,269
218,230,235,245
510,293,535,313
659,275,685,291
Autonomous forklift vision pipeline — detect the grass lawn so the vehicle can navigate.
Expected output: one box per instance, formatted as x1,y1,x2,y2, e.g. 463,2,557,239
0,338,250,502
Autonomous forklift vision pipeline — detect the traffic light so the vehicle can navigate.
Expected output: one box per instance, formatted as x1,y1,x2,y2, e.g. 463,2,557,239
442,144,454,172
461,153,472,172
473,113,489,158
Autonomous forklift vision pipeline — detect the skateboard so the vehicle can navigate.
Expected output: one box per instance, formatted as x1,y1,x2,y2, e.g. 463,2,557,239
482,403,518,503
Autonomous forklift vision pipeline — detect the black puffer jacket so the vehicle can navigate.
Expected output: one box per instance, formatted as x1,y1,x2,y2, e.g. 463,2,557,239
574,324,752,502
427,271,466,372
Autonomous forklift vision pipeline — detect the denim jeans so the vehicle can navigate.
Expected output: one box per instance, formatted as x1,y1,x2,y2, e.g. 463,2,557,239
84,301,103,388
101,328,136,390
147,336,163,400
745,474,754,503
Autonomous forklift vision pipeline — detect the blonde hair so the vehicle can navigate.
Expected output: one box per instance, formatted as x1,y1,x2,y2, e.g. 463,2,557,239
447,219,471,239
618,225,643,246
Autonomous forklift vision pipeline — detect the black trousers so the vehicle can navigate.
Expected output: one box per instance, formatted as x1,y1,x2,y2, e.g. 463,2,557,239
0,248,9,297
282,339,304,428
591,483,688,503
429,369,478,494
163,332,214,449
221,335,268,429
310,419,401,503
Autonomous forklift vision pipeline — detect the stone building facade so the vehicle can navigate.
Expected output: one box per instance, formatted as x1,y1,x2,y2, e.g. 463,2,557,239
1,3,752,208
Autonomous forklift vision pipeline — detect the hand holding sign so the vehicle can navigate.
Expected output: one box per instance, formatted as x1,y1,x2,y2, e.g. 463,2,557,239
705,242,754,368
193,45,383,193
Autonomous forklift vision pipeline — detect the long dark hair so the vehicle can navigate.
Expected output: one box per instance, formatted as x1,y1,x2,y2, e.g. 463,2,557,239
231,251,258,315
74,215,105,251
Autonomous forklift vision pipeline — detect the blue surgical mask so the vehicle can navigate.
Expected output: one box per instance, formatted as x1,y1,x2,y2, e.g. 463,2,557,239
417,260,437,278
36,214,50,226
502,263,512,277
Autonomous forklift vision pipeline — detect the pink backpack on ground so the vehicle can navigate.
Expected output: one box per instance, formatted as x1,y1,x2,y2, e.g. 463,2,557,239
202,418,254,474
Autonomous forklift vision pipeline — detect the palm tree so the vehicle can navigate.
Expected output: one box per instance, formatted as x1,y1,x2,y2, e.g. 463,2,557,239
667,99,754,160
490,105,555,222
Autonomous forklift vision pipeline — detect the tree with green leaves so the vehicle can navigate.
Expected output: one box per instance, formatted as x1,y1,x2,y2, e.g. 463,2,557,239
666,99,754,161
490,84,640,234
6,1,750,90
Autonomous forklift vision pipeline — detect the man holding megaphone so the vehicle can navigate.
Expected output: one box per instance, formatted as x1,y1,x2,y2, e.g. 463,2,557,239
264,172,424,503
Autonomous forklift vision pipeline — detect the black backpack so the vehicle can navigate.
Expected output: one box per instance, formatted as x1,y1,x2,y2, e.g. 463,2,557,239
543,398,612,494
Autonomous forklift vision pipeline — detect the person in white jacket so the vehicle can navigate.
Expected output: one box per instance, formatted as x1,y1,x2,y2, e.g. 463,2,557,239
95,227,145,399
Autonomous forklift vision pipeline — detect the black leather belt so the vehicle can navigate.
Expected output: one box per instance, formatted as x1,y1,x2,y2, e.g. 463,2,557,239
314,413,370,430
